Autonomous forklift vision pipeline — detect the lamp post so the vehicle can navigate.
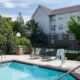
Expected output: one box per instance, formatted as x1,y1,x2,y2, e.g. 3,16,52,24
16,32,21,38
16,32,23,55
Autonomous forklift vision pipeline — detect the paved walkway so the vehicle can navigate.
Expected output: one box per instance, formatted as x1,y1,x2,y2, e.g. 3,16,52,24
0,55,80,76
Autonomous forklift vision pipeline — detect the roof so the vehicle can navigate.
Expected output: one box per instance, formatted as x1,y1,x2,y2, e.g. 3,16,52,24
32,5,80,17
39,5,52,15
32,5,51,18
49,5,80,15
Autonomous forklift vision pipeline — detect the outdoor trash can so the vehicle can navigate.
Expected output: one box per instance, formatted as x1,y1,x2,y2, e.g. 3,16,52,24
16,46,23,55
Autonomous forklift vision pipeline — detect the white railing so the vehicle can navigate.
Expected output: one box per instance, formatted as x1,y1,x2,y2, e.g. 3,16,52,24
56,66,80,80
0,54,6,61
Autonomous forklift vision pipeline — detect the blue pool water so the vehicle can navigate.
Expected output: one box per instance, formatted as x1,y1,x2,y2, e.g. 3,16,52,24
0,62,76,80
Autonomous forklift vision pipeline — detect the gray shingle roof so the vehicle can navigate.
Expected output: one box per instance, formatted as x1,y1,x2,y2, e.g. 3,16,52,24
39,5,52,15
32,5,80,18
49,5,80,15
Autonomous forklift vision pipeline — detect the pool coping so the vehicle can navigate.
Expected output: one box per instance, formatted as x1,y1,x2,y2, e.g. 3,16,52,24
0,59,80,80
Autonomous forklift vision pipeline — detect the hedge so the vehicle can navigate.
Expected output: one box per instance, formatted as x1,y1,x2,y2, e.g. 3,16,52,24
65,53,80,61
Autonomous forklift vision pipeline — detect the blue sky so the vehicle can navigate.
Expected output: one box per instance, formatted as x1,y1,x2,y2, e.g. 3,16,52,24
0,0,80,22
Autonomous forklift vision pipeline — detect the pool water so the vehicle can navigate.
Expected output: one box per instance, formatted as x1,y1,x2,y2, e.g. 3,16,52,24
0,62,76,80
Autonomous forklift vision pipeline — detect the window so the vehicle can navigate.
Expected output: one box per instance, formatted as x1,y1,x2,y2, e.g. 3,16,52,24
72,15,77,18
59,24,63,30
51,25,56,30
51,35,55,44
58,16,63,20
51,16,55,21
58,34,63,40
69,34,75,40
52,18,55,21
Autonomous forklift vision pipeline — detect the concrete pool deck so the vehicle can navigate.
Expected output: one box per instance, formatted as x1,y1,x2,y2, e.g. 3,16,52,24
0,55,80,78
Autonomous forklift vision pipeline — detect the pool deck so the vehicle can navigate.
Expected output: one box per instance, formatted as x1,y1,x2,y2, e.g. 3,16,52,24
0,55,80,78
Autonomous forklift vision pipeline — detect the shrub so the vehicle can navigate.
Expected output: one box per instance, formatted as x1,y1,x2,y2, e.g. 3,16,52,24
65,53,80,61
16,37,30,46
20,37,30,45
77,55,80,61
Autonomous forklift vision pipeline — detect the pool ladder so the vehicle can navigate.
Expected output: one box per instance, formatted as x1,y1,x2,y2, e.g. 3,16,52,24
56,65,80,80
0,54,6,61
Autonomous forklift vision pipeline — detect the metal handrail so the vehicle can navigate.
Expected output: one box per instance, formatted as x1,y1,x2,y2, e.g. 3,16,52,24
57,66,80,80
0,54,6,61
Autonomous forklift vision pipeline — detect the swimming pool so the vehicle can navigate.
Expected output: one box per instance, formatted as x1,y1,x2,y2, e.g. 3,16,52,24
0,61,79,80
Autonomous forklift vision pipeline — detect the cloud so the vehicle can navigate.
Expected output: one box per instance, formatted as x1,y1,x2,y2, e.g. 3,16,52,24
0,0,31,8
2,14,17,20
3,2,31,8
16,3,31,8
0,0,10,3
0,0,63,8
3,2,15,8
23,15,31,22
2,14,31,22
32,0,63,4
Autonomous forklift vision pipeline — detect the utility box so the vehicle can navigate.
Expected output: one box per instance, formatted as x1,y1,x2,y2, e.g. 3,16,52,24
16,46,23,55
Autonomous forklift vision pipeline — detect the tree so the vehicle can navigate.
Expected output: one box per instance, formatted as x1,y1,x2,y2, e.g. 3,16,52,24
26,19,46,46
13,12,27,37
26,19,39,35
17,12,24,26
26,19,39,55
0,15,15,54
68,16,80,43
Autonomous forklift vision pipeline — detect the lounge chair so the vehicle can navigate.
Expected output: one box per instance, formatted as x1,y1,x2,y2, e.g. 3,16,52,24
30,48,41,59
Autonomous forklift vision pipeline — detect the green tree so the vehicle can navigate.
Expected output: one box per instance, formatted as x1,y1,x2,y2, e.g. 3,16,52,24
26,19,42,55
13,12,27,37
17,12,24,25
26,19,39,35
0,15,15,54
68,16,80,43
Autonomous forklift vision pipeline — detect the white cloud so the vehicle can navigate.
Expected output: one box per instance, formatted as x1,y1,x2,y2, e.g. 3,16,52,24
0,0,63,8
0,0,31,8
2,14,31,22
3,2,15,8
32,0,63,4
2,14,17,20
0,0,10,3
16,3,31,8
23,15,31,22
2,2,31,8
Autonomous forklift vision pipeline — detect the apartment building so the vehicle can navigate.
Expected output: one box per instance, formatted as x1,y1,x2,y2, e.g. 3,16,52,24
32,5,80,48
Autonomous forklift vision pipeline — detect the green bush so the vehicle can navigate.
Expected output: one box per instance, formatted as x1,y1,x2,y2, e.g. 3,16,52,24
77,55,80,61
16,37,32,54
20,37,30,45
16,37,30,46
65,53,80,61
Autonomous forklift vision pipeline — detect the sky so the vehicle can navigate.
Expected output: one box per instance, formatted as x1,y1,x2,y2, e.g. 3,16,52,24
0,0,80,22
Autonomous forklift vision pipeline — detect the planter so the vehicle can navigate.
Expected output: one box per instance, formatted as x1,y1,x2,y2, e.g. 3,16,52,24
16,46,23,55
27,50,32,54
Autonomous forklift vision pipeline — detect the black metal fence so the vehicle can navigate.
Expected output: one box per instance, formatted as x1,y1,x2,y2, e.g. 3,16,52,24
30,33,80,50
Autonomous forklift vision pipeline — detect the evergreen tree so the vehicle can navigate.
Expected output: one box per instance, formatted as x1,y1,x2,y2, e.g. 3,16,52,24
17,12,24,26
15,12,27,37
0,15,15,54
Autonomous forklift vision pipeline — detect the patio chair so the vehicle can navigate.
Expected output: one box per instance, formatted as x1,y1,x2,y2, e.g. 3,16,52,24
30,48,41,59
56,49,67,66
